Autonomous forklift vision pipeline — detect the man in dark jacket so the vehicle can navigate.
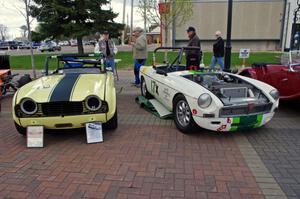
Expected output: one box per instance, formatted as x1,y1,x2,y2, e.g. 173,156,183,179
210,31,225,70
186,26,201,68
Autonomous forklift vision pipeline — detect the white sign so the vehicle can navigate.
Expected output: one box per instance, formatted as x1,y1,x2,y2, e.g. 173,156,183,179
27,126,44,148
86,122,103,144
239,49,250,59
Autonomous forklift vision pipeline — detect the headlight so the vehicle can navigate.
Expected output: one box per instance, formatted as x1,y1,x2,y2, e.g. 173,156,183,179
269,89,279,100
85,96,102,111
198,93,212,108
20,98,38,115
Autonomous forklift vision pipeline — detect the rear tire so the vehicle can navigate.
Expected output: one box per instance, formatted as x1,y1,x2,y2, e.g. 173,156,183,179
103,110,118,130
14,122,26,135
141,77,153,99
173,95,198,134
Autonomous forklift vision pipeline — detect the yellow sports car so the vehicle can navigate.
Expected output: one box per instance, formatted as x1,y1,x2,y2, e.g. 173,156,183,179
12,54,117,135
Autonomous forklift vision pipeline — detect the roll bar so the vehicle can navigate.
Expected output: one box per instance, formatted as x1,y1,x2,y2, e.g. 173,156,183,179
152,46,202,69
44,53,104,75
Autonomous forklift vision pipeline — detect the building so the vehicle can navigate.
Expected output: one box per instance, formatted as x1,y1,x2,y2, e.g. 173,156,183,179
168,0,292,51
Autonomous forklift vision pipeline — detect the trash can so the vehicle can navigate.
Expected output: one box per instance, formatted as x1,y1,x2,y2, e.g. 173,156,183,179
0,54,10,69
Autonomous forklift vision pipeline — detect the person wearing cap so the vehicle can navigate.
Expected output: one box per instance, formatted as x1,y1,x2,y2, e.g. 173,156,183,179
210,30,225,70
98,31,118,72
131,27,148,86
186,26,201,68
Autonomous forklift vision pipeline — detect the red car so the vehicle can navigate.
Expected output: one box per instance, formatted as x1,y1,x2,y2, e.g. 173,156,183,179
239,51,300,100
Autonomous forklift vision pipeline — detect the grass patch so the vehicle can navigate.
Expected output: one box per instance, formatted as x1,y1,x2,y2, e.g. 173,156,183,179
9,51,281,70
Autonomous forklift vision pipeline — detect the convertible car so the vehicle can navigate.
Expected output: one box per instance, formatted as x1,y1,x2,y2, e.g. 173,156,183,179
12,54,117,135
140,47,279,133
239,50,300,100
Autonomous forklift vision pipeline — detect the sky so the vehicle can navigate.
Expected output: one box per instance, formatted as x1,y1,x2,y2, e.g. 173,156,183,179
0,0,143,40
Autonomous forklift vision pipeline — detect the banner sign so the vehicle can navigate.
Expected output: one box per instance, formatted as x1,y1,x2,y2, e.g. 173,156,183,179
86,122,103,144
27,126,44,148
239,49,250,59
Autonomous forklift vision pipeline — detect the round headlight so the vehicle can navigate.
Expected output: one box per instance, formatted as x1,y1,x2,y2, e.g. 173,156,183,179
269,89,279,101
20,98,37,115
198,93,212,108
85,96,102,111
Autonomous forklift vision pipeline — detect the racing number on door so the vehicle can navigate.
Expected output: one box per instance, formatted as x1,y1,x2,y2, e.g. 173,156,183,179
151,81,159,96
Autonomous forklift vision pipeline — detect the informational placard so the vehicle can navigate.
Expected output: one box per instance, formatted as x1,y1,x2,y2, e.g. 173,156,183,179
239,48,250,59
86,122,103,144
27,126,44,148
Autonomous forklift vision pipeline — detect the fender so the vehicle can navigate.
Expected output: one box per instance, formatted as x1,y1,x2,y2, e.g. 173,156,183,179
238,67,258,79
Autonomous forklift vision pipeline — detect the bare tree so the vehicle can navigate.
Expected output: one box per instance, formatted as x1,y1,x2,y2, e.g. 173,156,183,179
12,0,39,78
0,24,8,41
20,25,28,38
138,0,193,46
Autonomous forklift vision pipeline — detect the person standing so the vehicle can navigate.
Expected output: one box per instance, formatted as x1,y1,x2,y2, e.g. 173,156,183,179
210,31,225,70
99,31,117,72
186,26,201,68
131,27,148,86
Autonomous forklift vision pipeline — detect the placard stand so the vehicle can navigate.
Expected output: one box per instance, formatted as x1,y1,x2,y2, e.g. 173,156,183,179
27,126,44,148
86,122,103,144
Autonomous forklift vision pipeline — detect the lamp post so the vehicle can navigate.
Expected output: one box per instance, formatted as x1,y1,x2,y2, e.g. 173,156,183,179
224,0,233,72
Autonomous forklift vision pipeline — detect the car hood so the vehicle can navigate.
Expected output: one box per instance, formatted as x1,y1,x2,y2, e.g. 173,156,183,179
15,74,107,104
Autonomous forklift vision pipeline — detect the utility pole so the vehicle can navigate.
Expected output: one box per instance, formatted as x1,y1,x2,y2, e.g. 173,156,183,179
130,0,134,40
144,0,147,32
224,0,233,72
121,0,126,45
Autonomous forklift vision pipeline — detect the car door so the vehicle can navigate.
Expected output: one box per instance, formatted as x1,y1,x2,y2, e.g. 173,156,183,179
263,64,289,97
146,69,174,109
285,65,300,98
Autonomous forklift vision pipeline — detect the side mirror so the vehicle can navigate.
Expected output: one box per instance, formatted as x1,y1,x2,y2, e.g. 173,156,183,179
156,69,167,76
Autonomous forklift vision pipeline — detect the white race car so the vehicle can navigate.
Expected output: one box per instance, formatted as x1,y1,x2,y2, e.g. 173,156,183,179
140,47,279,133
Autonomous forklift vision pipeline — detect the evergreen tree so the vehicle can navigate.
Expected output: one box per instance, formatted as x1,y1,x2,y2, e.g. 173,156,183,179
31,0,123,53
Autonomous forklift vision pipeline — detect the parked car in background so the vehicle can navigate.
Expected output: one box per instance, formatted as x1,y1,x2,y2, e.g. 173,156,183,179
239,50,300,101
0,41,18,50
70,40,78,47
39,42,61,52
58,41,69,46
18,42,31,49
32,42,41,49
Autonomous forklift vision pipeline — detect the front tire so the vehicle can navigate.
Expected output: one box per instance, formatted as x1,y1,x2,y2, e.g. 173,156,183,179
14,122,26,135
173,95,198,134
141,77,153,99
103,110,118,130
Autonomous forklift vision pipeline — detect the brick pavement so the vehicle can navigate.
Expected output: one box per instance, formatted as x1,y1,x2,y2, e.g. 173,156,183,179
245,102,300,199
0,70,297,199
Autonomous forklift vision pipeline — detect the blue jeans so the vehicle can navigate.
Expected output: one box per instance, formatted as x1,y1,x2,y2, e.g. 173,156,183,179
134,59,146,85
105,58,115,72
210,56,224,70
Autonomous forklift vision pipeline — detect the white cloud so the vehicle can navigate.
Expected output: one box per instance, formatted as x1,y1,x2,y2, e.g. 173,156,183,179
0,0,143,40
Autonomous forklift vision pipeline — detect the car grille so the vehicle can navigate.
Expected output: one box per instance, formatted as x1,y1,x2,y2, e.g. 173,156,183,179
219,103,273,118
41,102,84,117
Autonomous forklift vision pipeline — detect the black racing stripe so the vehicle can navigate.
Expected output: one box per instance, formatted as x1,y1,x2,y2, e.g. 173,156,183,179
50,74,81,102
